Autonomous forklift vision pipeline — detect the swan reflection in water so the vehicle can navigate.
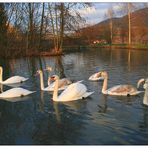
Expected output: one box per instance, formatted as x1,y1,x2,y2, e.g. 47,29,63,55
39,90,89,125
139,105,148,130
38,91,45,113
98,95,108,113
52,100,88,126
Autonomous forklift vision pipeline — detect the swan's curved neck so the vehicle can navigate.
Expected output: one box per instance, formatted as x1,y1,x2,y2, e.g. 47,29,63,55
53,78,59,101
39,71,44,90
143,87,148,105
48,77,51,86
102,75,108,94
0,67,3,82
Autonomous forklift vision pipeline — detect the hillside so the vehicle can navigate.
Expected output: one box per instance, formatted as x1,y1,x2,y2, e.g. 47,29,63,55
80,7,148,44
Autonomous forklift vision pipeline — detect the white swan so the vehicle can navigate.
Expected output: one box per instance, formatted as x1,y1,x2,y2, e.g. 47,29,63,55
98,71,143,96
0,66,28,85
36,70,72,91
89,72,104,81
0,87,35,99
51,75,94,102
137,78,148,105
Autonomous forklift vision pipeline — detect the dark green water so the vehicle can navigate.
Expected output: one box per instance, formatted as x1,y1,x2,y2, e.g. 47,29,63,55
0,48,148,145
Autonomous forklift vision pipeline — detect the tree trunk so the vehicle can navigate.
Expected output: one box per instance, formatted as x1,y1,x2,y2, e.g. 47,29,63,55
110,19,113,44
59,3,64,52
28,3,34,48
0,3,7,50
39,3,45,49
108,7,113,45
48,3,57,52
128,3,131,45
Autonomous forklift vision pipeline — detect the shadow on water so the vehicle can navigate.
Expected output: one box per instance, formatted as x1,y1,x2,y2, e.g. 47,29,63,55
139,105,148,131
97,95,108,113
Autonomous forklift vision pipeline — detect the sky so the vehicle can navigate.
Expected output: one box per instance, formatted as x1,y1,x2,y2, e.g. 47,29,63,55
80,3,117,25
0,0,147,26
78,2,147,25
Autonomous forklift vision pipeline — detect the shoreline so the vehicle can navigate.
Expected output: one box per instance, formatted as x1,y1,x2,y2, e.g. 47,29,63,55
0,45,148,59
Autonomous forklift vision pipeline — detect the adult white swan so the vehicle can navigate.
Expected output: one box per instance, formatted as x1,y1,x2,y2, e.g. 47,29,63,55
50,75,94,102
89,72,104,81
0,66,28,85
98,71,143,96
36,70,72,91
0,87,35,99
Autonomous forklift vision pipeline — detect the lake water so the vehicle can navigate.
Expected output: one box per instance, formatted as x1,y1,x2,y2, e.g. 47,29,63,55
0,48,148,145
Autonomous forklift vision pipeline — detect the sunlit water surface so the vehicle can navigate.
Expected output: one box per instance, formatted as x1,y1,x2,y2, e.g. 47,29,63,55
0,48,148,145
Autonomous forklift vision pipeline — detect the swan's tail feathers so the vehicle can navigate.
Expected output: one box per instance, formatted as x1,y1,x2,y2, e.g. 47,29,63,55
30,91,36,94
23,78,29,82
137,91,144,94
76,80,83,83
83,91,94,98
132,91,144,96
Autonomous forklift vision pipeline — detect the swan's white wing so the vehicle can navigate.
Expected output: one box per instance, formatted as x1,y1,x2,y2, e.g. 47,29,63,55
0,88,35,98
57,83,88,102
82,91,94,98
1,76,28,84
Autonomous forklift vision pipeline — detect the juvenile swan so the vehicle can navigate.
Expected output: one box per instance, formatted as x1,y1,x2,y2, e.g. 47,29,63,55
36,70,72,91
98,71,143,96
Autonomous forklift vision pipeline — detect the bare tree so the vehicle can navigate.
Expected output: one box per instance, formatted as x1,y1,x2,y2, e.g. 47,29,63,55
39,3,45,49
48,2,91,54
128,3,132,45
0,3,7,50
107,6,114,44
